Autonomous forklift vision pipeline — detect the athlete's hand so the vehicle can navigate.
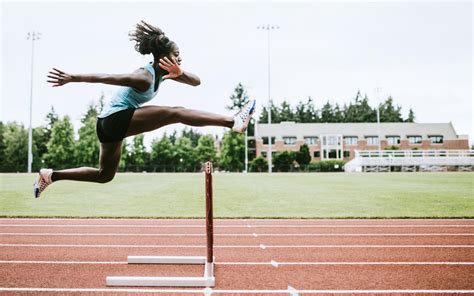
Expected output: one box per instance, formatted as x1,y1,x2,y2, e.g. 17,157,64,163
47,68,74,87
159,57,183,79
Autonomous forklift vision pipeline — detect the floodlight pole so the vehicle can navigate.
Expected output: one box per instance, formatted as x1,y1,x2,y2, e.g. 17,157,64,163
257,24,279,173
26,31,41,173
375,87,382,152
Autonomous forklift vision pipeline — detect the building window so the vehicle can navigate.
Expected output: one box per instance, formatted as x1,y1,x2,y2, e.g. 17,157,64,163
387,136,400,145
262,137,275,145
304,136,318,145
429,135,443,144
261,152,267,158
365,136,379,145
344,136,358,145
343,151,351,158
283,136,297,145
327,149,338,159
324,136,339,145
313,151,320,158
408,136,422,144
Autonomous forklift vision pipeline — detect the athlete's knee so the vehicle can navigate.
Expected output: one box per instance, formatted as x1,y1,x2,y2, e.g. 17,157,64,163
97,169,116,184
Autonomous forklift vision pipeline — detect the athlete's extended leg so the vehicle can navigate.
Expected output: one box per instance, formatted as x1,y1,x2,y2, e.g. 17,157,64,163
125,106,234,137
51,141,123,183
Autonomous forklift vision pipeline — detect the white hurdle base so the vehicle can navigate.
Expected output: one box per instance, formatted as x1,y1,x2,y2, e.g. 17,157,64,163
106,256,215,287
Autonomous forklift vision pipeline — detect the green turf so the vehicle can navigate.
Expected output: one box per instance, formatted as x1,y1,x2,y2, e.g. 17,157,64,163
0,172,473,218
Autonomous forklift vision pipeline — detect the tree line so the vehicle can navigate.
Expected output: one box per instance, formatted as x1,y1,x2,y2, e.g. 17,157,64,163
259,90,415,123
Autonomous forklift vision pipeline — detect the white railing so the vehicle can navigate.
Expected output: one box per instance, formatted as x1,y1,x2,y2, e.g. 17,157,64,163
355,150,474,158
345,150,474,172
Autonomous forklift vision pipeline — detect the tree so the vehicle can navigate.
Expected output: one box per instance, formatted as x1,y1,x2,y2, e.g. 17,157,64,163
249,156,268,172
174,136,200,172
196,135,217,165
295,97,318,123
219,131,244,172
150,134,174,171
128,134,149,171
273,151,295,172
295,144,311,169
2,123,28,172
181,127,201,147
406,108,416,122
320,101,334,122
0,122,6,171
75,104,100,167
226,83,250,111
44,116,75,170
379,96,403,122
279,100,295,122
118,139,129,172
32,127,47,171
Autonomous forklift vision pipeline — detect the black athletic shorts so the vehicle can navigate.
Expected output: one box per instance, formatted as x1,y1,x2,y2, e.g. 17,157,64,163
96,108,136,143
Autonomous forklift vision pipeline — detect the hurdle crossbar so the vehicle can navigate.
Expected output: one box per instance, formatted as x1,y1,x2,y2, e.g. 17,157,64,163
106,162,215,287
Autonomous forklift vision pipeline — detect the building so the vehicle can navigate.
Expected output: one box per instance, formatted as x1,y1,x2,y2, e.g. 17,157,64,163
254,122,469,162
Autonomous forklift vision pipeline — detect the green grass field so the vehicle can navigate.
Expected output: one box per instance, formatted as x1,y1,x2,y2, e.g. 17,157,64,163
1,172,473,218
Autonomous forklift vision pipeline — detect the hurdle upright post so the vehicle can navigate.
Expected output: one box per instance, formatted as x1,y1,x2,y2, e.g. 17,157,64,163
106,161,215,287
205,161,214,278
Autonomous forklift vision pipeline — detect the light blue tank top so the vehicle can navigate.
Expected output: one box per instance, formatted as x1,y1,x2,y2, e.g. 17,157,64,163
98,63,163,118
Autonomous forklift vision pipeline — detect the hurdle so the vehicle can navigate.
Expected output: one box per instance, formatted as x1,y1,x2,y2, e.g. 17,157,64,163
106,161,215,287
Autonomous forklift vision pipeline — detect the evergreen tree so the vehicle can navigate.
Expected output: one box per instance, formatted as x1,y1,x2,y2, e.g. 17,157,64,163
44,116,75,169
320,101,334,122
169,130,177,145
219,131,244,172
359,95,377,122
333,103,344,122
305,97,319,122
379,96,403,122
406,108,416,122
279,100,295,122
181,127,201,147
226,83,250,111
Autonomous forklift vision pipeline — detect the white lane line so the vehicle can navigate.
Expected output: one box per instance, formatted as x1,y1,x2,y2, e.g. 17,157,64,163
0,244,473,248
2,260,472,265
288,285,298,296
1,232,472,236
1,224,473,228
0,288,474,294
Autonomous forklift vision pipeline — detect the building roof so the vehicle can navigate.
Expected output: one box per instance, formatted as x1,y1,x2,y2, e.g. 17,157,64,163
255,122,459,139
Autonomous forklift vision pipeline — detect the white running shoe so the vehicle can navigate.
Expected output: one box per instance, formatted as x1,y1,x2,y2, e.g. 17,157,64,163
34,169,53,199
232,99,256,133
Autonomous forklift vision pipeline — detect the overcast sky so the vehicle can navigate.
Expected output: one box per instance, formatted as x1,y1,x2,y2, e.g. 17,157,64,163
1,1,472,147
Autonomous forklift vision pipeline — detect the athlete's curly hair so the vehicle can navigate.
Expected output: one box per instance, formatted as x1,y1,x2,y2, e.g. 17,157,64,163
129,21,175,57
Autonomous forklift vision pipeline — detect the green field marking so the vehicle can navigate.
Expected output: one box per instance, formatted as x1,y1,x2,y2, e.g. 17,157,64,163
1,172,473,218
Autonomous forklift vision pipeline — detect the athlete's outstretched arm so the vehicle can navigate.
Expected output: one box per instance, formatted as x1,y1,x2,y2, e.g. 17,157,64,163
47,68,151,92
159,57,201,87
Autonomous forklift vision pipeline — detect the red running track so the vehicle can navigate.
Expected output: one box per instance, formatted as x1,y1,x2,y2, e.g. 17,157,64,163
0,218,473,295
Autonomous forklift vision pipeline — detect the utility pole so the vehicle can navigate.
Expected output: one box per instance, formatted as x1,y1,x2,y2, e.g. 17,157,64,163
257,24,279,173
26,30,41,173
